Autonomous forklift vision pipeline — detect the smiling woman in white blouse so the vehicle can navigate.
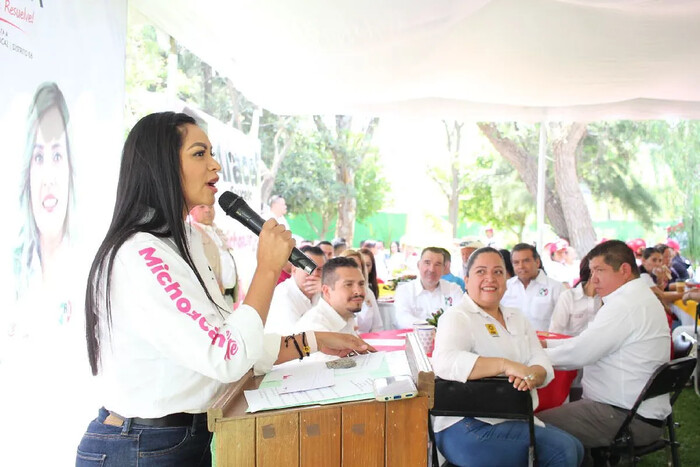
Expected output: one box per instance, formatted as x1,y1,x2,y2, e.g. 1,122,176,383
432,247,583,467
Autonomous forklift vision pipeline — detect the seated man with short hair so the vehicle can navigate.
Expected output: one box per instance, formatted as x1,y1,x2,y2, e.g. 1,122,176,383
294,257,365,335
538,240,671,454
501,243,564,331
316,240,334,260
394,247,464,328
264,245,326,335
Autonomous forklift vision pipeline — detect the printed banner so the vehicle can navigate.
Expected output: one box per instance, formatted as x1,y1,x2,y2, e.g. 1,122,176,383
0,1,127,464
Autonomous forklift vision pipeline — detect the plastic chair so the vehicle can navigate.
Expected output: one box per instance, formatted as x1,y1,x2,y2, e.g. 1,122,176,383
429,376,536,467
599,356,697,466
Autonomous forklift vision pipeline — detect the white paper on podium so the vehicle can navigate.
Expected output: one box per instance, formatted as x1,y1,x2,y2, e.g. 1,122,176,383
279,365,335,394
334,351,385,375
245,378,375,413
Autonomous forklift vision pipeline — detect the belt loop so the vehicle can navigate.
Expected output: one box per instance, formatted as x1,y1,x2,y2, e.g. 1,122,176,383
121,416,132,434
191,414,199,435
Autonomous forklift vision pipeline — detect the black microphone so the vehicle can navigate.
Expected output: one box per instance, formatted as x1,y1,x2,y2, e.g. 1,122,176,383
218,191,317,275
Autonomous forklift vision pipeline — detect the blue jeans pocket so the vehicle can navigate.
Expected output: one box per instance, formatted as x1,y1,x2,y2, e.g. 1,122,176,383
76,449,106,466
77,431,138,466
137,427,190,458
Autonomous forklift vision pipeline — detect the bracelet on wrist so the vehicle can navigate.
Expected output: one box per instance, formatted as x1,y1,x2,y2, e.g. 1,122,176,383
284,334,305,360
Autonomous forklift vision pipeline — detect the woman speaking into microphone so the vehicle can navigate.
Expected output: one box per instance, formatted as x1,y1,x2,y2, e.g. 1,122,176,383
76,112,373,466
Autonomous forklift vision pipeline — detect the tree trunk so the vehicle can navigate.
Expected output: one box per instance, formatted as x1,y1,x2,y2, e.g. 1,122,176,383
444,121,464,239
552,123,597,254
314,115,379,246
478,123,569,239
334,115,355,243
260,117,294,205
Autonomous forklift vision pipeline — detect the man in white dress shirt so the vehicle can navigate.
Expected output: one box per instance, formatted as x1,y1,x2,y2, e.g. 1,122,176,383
294,257,365,335
501,243,564,331
264,245,326,335
538,240,671,452
394,247,464,329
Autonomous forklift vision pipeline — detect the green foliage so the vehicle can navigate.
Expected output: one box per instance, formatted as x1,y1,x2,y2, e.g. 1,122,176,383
426,309,444,327
580,122,659,226
273,126,389,239
125,23,167,94
355,150,390,221
459,154,534,240
259,109,298,167
273,132,339,238
643,120,700,262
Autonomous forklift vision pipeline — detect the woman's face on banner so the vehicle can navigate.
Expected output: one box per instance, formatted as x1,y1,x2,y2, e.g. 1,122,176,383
30,106,70,242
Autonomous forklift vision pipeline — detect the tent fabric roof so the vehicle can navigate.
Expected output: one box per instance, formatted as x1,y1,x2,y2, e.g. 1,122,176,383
133,0,700,120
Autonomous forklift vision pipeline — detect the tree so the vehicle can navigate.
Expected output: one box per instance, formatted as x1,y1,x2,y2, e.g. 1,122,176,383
477,121,667,255
644,121,700,262
459,155,535,242
551,123,597,254
273,132,340,239
273,127,390,240
313,116,380,245
258,110,298,206
478,123,575,245
579,121,660,227
355,150,391,222
428,121,472,238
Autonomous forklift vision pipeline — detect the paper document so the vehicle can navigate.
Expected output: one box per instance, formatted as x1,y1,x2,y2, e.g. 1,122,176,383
279,366,334,394
334,352,385,375
245,378,374,413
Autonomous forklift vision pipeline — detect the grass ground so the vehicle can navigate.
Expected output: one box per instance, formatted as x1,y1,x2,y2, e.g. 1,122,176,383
638,387,700,466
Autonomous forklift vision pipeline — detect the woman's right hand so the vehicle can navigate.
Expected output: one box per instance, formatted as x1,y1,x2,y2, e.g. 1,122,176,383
502,359,534,391
256,219,294,273
315,332,377,357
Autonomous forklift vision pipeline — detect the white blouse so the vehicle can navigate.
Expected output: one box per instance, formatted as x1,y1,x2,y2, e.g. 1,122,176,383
432,294,554,432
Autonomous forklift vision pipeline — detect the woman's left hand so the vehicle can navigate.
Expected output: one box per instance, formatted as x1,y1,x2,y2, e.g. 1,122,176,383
316,332,377,357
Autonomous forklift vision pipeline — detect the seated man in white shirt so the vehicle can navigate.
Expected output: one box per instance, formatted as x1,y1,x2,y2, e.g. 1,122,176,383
501,243,564,331
316,240,334,261
538,240,671,454
394,247,464,329
264,245,326,335
294,257,365,335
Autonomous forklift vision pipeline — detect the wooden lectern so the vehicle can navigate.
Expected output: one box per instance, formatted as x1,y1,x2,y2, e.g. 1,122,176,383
207,332,434,466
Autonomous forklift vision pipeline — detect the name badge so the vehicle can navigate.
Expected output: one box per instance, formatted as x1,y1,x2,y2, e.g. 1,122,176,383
485,324,499,337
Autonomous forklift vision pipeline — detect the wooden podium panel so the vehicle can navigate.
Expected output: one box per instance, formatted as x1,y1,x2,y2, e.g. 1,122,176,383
300,406,341,466
209,334,434,466
256,412,299,466
386,396,429,466
341,401,385,467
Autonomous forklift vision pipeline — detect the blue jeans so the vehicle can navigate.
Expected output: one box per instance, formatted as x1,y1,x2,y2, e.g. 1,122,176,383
435,417,583,467
75,408,212,466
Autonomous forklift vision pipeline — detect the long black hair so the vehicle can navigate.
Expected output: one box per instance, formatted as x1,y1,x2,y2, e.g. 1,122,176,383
360,247,379,298
85,112,219,375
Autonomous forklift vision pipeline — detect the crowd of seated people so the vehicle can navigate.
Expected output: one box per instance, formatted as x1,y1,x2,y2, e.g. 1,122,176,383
199,220,694,466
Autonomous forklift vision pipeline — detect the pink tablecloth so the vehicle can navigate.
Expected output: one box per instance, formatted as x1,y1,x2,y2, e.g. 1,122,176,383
359,329,577,412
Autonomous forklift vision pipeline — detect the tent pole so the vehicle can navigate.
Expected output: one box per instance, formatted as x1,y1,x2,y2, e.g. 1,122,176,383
536,122,547,254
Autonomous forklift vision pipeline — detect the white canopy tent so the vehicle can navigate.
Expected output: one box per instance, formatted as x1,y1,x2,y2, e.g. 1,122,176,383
133,0,700,121
133,0,700,249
